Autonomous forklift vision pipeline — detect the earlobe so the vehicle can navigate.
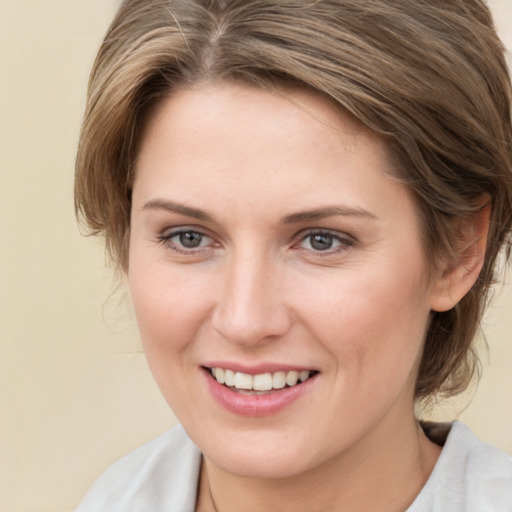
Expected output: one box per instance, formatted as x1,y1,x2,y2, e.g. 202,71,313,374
430,201,491,312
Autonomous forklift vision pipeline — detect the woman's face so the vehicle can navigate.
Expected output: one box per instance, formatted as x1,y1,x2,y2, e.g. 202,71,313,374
128,81,441,478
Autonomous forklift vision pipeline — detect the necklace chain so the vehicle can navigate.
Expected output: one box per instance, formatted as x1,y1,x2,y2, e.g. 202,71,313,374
206,465,219,512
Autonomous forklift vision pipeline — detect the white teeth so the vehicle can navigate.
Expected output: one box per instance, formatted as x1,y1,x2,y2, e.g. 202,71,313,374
272,371,286,389
211,368,314,391
213,368,225,384
286,371,299,387
299,370,310,382
224,369,235,386
234,372,253,390
253,373,273,391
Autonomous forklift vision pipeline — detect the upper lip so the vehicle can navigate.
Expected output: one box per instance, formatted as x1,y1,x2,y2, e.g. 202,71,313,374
202,361,318,375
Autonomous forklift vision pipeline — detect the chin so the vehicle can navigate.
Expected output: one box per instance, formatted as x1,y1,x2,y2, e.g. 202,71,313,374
209,444,314,479
193,424,332,479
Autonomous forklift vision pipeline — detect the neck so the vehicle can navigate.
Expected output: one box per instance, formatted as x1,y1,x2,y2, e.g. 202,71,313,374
197,415,441,512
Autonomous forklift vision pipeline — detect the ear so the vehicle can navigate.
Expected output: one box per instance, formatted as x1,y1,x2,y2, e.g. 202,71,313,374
429,200,491,312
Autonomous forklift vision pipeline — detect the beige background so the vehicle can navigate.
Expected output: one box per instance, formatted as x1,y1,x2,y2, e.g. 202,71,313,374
0,1,511,511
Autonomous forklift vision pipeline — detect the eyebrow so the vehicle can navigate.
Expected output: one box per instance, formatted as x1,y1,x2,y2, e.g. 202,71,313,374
282,206,377,224
142,199,214,222
142,199,377,224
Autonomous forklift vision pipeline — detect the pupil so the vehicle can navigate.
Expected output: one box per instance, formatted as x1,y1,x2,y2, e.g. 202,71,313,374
311,234,332,251
179,231,202,248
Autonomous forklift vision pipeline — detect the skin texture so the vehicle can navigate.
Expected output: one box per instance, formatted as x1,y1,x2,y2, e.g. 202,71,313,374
127,82,485,511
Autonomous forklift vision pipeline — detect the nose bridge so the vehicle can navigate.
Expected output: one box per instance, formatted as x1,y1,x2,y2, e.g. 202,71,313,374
212,246,291,346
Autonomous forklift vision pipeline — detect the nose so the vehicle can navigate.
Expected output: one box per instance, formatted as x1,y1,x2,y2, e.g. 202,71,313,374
211,252,293,347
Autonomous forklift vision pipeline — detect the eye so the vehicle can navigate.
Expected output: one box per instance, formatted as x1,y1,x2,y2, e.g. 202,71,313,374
298,230,354,253
158,228,214,253
306,233,337,251
177,231,205,248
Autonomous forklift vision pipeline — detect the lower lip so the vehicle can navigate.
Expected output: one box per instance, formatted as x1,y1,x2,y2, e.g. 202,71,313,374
202,368,317,417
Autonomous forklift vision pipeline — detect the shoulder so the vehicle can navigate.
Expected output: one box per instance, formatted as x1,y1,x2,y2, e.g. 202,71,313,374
452,422,512,508
409,421,512,512
75,424,201,512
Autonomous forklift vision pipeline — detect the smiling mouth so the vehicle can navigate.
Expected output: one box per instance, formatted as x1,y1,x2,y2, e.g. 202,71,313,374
207,367,318,395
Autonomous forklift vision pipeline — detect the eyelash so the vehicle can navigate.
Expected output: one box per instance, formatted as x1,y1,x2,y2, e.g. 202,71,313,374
157,228,215,254
295,229,355,255
156,228,355,256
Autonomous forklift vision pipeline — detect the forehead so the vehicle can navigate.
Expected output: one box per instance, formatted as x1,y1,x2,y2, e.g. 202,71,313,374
133,81,419,225
134,81,396,194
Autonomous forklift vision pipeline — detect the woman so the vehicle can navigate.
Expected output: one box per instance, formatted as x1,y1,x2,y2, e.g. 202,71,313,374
74,1,512,510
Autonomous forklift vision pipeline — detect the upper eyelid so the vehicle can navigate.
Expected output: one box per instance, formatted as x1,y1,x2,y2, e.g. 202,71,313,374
159,225,212,238
293,229,356,253
156,228,217,255
295,228,355,242
159,227,352,238
157,227,213,244
156,226,356,249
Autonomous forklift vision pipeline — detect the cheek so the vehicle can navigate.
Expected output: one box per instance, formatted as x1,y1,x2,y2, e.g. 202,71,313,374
303,262,431,383
127,260,212,414
128,257,211,354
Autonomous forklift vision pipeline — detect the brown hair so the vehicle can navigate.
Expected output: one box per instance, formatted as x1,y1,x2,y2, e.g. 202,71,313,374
75,0,512,400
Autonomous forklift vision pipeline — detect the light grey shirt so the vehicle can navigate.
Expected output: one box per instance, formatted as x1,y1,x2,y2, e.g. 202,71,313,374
75,421,512,512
